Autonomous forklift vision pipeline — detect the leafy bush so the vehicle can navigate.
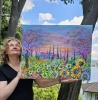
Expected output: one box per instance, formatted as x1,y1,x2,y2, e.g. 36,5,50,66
78,94,82,100
33,84,60,100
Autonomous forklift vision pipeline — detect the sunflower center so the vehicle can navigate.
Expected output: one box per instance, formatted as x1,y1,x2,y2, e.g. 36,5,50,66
52,72,56,76
74,70,78,74
62,71,66,75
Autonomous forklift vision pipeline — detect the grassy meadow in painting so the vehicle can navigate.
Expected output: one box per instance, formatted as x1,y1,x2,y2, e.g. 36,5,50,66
21,25,92,80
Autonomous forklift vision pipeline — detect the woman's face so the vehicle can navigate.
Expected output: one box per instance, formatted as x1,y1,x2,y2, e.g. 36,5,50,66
6,40,21,57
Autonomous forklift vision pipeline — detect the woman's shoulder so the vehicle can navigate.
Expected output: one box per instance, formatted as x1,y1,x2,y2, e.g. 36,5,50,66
0,64,9,81
0,64,17,79
0,64,10,71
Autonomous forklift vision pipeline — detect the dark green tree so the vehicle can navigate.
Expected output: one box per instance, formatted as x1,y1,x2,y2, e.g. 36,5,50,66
0,0,26,42
0,0,3,44
7,0,26,37
1,0,11,40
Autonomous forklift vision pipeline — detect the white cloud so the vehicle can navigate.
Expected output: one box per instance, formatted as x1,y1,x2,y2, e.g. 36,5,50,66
58,16,83,25
95,21,98,26
22,0,35,12
95,21,98,30
45,0,58,4
39,13,54,22
92,30,98,40
20,19,30,25
42,21,55,25
92,44,98,60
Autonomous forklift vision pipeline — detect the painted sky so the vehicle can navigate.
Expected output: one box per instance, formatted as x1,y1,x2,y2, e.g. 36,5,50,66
21,0,98,60
22,25,92,47
22,25,92,61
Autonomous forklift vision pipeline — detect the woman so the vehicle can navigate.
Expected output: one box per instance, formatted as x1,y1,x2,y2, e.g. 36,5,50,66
0,37,77,100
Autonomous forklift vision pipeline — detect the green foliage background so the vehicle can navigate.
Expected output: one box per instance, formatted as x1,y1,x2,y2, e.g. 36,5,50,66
33,83,82,100
0,0,22,45
33,84,60,100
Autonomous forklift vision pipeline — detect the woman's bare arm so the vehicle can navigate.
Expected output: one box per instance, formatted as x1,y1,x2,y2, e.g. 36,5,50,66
0,67,21,100
34,78,78,88
0,76,20,100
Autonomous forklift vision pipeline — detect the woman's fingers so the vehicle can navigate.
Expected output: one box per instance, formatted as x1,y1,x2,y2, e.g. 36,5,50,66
33,72,42,79
17,62,22,79
61,79,78,83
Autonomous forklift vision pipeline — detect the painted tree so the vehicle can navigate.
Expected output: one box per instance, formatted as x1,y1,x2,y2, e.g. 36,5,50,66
64,39,71,59
56,46,59,59
75,28,92,61
66,26,92,62
22,28,50,67
62,32,74,62
22,30,35,68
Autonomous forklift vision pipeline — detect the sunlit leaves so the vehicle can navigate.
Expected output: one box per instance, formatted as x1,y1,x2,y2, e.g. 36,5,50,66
34,84,60,100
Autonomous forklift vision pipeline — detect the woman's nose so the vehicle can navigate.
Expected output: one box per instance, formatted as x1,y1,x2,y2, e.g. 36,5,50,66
13,45,17,49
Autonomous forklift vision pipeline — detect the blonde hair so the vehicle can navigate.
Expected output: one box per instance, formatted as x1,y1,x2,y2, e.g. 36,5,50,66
0,37,22,64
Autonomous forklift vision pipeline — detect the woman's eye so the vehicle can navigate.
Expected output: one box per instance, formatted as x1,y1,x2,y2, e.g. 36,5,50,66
8,44,20,47
9,44,13,46
16,44,20,47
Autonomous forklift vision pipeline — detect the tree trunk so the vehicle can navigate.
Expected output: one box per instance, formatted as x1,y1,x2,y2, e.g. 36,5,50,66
57,0,98,100
0,0,3,36
7,0,26,37
81,0,98,30
57,81,82,100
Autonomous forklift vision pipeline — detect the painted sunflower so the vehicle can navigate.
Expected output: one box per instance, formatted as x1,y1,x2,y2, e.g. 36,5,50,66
28,70,33,75
42,73,48,78
76,58,85,68
59,70,69,79
51,71,58,78
71,67,81,79
65,64,72,69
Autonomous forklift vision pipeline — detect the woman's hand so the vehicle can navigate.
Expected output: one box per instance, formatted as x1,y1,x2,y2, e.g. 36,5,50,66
33,72,42,79
16,62,22,79
61,79,78,83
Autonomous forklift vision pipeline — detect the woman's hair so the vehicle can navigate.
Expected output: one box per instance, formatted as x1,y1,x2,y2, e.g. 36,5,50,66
0,37,22,64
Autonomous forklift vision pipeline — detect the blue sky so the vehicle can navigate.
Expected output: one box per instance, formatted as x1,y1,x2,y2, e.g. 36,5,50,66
21,0,98,60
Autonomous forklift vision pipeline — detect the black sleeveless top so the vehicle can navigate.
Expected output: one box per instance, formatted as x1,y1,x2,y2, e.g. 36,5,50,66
0,64,34,100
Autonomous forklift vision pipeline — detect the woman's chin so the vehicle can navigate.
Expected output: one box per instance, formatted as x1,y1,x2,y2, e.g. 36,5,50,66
9,53,21,56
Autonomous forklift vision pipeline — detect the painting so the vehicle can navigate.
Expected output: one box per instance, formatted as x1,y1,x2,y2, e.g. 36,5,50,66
21,25,92,80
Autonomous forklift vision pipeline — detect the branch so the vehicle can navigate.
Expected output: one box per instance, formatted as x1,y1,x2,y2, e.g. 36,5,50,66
12,0,18,15
81,0,98,31
61,0,74,4
82,0,90,16
18,0,26,18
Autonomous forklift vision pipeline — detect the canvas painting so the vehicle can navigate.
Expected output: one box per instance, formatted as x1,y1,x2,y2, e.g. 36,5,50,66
21,25,92,80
